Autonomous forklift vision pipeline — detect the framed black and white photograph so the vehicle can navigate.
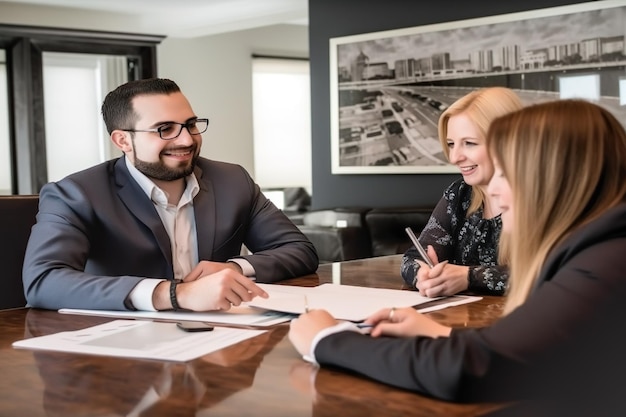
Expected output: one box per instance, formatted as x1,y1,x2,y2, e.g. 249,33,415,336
329,0,626,174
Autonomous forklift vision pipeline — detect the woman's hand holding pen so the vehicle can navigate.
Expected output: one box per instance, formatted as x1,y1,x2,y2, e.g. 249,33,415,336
416,246,469,297
362,307,452,338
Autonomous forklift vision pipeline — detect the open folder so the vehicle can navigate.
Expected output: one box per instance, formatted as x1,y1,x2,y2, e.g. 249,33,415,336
246,283,481,322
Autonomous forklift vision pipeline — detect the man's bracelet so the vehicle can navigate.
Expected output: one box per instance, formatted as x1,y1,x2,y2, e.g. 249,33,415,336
170,279,182,311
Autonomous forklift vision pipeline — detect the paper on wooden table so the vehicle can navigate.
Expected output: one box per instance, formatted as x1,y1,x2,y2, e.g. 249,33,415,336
13,319,266,362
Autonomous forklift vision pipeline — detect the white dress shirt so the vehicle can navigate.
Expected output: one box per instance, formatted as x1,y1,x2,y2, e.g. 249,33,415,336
124,158,254,310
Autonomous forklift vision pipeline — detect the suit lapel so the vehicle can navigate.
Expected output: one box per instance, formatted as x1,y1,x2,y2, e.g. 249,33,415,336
114,158,173,267
194,164,216,260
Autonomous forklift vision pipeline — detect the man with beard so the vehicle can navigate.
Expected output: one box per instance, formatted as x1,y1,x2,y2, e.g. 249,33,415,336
22,78,318,312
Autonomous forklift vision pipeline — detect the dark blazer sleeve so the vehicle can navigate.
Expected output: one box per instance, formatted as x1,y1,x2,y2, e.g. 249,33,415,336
22,159,178,311
23,158,319,310
193,159,318,282
317,233,626,403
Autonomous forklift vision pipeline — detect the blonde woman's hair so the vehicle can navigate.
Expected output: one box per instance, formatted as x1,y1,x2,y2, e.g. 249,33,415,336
487,99,626,314
438,87,524,215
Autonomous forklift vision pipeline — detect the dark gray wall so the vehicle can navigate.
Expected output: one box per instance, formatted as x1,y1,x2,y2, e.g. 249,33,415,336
308,0,591,210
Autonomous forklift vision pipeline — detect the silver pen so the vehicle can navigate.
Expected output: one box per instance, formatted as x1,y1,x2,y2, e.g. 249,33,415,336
405,227,435,268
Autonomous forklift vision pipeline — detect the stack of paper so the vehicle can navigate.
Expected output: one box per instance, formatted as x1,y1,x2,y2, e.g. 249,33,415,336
246,283,481,321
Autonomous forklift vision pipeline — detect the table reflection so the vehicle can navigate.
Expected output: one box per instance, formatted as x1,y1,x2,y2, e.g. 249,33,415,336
287,355,503,417
24,309,284,416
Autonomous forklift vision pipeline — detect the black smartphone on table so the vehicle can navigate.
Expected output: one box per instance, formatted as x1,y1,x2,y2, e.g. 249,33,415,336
176,321,215,332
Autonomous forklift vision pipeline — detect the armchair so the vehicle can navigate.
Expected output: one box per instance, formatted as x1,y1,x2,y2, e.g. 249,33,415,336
0,195,39,309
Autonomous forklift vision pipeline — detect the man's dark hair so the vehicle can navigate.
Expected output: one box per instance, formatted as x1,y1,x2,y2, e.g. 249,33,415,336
101,78,181,134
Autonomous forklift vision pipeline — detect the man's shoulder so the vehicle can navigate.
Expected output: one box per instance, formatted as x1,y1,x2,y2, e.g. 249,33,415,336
41,159,121,196
39,159,122,207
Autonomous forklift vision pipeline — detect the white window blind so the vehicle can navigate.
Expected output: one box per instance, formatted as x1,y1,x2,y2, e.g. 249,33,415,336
252,57,312,194
43,52,127,182
0,52,11,194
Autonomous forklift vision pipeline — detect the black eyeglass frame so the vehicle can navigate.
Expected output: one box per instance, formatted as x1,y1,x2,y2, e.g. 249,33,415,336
122,118,209,140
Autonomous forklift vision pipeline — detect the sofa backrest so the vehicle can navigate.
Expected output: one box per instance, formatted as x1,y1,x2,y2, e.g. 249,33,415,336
365,207,433,257
302,207,370,228
298,206,434,263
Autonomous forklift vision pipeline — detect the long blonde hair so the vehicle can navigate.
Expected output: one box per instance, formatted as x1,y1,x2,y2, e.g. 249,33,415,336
438,87,523,215
487,100,626,314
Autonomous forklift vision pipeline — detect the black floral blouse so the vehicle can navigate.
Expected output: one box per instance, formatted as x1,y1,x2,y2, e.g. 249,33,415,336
401,179,508,295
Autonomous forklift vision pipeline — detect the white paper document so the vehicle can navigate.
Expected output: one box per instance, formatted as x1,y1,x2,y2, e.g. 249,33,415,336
13,319,266,362
246,283,482,321
59,305,292,327
59,285,481,325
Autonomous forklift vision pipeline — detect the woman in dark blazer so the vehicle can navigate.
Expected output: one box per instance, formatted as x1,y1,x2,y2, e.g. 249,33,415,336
289,99,626,413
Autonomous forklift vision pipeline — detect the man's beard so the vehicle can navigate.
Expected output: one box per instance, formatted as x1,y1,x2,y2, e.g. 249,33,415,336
134,147,199,181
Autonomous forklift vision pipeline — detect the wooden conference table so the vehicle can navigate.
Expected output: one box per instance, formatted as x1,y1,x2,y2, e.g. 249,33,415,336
0,255,507,417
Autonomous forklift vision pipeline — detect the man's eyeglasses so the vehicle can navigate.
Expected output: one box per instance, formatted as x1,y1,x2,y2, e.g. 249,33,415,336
123,118,209,140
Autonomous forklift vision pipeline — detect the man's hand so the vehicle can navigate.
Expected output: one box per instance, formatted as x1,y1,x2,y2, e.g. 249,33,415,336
183,260,243,282
153,267,267,311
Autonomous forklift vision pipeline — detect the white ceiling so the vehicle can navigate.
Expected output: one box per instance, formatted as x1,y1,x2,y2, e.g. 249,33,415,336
2,0,309,38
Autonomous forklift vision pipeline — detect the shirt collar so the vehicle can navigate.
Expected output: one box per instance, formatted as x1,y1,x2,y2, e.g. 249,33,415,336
124,157,199,207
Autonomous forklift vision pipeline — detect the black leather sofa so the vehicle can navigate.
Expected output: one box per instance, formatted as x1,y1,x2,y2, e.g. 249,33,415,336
296,206,434,263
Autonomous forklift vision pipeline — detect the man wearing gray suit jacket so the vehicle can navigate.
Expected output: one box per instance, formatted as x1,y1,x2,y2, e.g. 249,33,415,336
22,78,318,312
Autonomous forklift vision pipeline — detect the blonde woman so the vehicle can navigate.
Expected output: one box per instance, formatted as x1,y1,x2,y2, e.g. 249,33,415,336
290,100,626,409
401,87,523,297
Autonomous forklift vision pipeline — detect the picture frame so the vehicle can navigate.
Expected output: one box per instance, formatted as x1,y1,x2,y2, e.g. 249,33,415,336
329,0,626,174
